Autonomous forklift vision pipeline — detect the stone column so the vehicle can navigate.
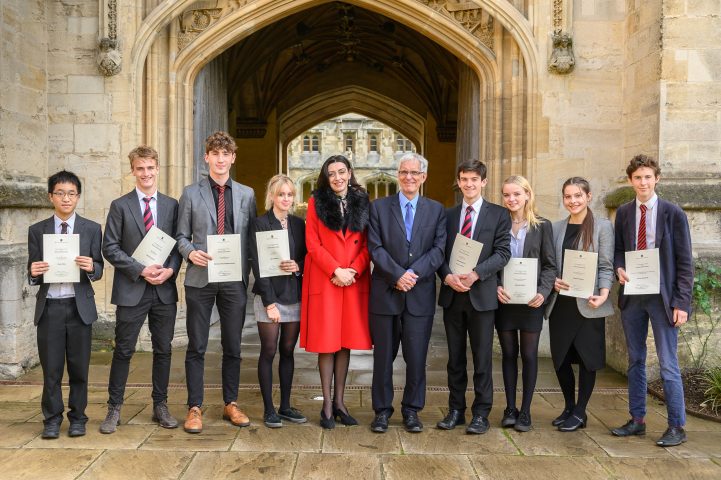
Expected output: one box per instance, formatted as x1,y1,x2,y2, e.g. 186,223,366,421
456,62,481,168
193,55,229,180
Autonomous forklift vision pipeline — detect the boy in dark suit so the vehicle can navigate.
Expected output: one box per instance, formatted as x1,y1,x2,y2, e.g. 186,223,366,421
27,170,104,439
100,146,181,433
612,154,694,447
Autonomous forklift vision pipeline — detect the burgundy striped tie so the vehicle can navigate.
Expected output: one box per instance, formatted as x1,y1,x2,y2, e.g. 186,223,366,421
142,197,154,232
215,185,226,235
637,204,647,250
461,205,473,238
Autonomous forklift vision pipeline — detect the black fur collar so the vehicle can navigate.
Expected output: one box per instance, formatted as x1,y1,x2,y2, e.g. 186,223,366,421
313,187,369,232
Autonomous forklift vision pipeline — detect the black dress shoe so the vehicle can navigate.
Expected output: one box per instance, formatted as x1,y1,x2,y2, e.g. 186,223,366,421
551,407,574,427
320,409,335,430
68,422,86,437
611,419,646,437
370,412,389,433
403,412,423,433
41,422,61,439
436,410,465,430
656,427,687,447
558,413,586,432
514,411,532,432
333,407,359,426
466,415,490,435
501,407,518,428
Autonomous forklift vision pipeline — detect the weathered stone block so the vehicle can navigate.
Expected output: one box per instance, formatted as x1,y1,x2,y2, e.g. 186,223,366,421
66,16,98,37
67,75,104,94
73,124,120,154
48,123,75,153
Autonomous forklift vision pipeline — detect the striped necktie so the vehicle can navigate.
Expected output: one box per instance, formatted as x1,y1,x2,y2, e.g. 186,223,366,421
637,204,647,250
461,205,473,238
215,185,226,235
143,197,154,232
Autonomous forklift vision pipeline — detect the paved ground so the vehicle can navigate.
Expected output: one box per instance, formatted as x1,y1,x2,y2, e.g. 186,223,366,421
2,311,721,479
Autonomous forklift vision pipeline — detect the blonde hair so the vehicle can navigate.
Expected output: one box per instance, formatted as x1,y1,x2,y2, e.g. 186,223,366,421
264,174,296,211
502,175,542,229
128,145,159,169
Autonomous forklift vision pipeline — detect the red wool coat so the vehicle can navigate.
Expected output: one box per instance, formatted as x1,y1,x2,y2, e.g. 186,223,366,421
300,195,371,353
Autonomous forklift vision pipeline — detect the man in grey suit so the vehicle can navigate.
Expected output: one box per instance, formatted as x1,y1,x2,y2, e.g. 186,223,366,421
368,153,447,433
176,131,257,433
28,170,104,439
99,146,181,434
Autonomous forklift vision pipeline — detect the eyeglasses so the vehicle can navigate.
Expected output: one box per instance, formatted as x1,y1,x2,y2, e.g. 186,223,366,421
398,170,423,177
51,191,79,199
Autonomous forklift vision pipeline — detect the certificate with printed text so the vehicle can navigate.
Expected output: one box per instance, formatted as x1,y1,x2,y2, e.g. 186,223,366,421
132,226,176,267
449,233,484,275
43,234,80,283
207,234,242,282
256,230,291,278
559,249,598,299
624,248,660,295
502,258,538,304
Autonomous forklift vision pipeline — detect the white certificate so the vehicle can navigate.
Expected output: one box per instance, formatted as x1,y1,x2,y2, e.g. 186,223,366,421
43,234,80,283
559,249,598,299
449,233,483,275
207,234,242,283
502,258,538,304
624,248,660,295
131,225,176,267
256,230,291,278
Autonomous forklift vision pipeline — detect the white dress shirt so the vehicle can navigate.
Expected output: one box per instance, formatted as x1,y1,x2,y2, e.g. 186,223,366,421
458,197,484,237
635,194,658,249
46,213,77,298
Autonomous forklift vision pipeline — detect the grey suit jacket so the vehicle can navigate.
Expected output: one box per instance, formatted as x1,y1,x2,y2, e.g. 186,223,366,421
176,176,257,288
545,216,615,319
102,190,181,306
27,215,104,325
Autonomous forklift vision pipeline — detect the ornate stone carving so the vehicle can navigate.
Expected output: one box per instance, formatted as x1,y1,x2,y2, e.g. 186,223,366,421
548,31,575,74
417,1,494,52
178,8,224,51
97,0,121,76
553,0,564,31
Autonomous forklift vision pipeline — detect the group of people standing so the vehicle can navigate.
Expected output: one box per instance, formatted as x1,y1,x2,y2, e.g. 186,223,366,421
27,130,693,450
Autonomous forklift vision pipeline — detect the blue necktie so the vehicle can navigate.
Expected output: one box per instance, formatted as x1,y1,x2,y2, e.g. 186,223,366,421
404,202,413,242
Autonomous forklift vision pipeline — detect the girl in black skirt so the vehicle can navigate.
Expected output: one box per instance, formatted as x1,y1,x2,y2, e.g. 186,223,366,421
496,175,556,432
546,177,615,431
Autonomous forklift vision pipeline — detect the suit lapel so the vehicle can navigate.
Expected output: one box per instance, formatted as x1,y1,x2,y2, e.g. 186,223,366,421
199,178,217,228
410,196,424,242
655,199,666,247
232,181,243,233
471,202,485,240
626,202,637,250
390,195,405,239
44,216,56,234
155,194,165,231
522,224,536,257
126,191,146,235
556,218,569,266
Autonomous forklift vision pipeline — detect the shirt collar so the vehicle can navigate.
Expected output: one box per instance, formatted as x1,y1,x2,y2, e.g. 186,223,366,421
399,192,419,209
209,176,232,189
462,197,484,213
54,213,77,231
136,187,157,201
636,193,658,210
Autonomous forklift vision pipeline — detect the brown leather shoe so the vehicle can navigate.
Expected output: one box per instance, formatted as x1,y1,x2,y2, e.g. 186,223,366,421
223,402,250,427
183,406,203,434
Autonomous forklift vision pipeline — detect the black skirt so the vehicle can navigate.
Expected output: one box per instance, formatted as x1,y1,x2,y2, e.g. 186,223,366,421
548,295,606,371
495,303,544,333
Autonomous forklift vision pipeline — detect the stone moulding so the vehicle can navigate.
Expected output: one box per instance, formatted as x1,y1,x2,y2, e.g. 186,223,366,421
98,0,121,76
548,30,575,74
604,185,721,211
418,1,495,52
0,180,50,209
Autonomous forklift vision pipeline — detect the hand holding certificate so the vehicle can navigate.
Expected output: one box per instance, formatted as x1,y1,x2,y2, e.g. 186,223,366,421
623,248,660,295
502,258,538,304
43,234,80,283
207,234,242,283
256,230,291,278
559,249,598,299
449,233,483,275
132,225,176,267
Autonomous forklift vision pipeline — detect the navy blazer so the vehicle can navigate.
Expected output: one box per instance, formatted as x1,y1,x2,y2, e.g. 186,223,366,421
438,200,511,312
614,197,694,324
368,194,447,317
27,215,104,325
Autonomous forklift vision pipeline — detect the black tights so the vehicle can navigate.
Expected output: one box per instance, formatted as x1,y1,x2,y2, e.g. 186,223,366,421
498,329,540,413
257,322,300,414
555,346,596,415
318,348,351,419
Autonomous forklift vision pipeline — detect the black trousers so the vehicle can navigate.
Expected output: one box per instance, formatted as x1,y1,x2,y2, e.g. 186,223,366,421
36,298,92,425
443,292,495,417
107,285,176,405
370,310,434,416
185,281,247,406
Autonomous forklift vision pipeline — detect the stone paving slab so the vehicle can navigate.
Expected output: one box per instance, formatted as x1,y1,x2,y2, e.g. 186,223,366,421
77,450,194,480
180,451,296,479
0,421,42,447
469,455,610,480
506,429,609,456
231,424,322,453
0,448,101,480
294,452,381,480
0,401,42,422
322,425,402,454
399,426,518,455
588,407,670,432
381,454,478,480
0,385,42,402
584,429,676,458
140,425,237,451
25,423,155,450
665,431,721,458
596,457,721,480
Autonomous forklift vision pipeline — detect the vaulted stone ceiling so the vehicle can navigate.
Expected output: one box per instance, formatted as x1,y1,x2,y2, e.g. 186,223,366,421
224,1,460,140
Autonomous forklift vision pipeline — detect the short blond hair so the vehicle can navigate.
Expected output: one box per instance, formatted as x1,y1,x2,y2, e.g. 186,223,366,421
128,145,159,169
264,174,297,211
502,175,542,229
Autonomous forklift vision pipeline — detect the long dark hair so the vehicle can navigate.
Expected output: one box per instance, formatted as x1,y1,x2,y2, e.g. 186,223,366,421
315,155,364,193
562,177,594,252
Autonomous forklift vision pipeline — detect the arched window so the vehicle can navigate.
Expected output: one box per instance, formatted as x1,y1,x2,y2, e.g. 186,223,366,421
302,135,311,152
364,173,398,201
344,134,354,153
369,135,378,152
311,135,319,152
395,134,413,152
301,177,316,203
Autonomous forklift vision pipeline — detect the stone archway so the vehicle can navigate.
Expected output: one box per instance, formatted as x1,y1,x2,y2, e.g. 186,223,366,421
129,0,540,201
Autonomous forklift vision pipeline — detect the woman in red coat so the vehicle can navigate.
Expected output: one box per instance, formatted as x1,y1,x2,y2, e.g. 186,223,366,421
300,155,371,429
